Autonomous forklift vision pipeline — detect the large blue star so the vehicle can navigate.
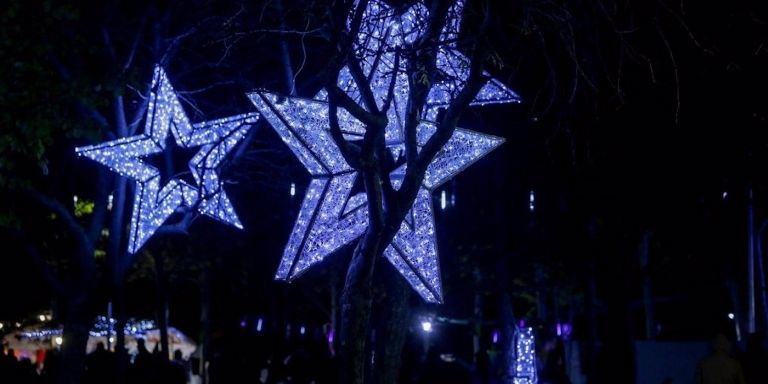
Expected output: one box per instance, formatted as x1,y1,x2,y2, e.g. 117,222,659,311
250,0,517,303
76,66,257,253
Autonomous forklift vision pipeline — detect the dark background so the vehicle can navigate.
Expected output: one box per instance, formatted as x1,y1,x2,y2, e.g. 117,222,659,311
1,0,767,379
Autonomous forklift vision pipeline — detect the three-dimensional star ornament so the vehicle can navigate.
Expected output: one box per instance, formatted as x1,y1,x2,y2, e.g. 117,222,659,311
249,1,518,304
76,66,258,253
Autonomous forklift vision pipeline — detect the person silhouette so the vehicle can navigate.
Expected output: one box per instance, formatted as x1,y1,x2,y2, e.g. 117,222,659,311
2,348,20,382
694,334,745,384
130,338,157,384
168,349,189,384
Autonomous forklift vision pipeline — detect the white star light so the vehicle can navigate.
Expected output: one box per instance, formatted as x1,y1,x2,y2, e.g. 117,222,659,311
251,0,517,303
76,66,257,253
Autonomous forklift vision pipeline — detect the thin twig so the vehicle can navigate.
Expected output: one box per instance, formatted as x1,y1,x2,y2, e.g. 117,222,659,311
656,22,680,126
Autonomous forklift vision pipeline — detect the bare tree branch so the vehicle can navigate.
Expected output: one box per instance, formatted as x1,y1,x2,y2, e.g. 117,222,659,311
25,189,96,279
328,84,383,127
18,236,69,295
177,80,237,95
123,17,147,72
381,48,401,113
656,22,680,126
328,89,363,169
347,53,380,114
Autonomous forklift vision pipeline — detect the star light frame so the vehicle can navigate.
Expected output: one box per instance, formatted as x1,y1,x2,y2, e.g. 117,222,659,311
251,0,519,303
76,66,257,253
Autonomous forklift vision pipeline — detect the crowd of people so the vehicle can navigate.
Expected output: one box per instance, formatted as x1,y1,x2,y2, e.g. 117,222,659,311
0,339,190,384
3,330,764,383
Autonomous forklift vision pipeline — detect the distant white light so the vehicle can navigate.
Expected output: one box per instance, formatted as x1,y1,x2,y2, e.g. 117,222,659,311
529,190,535,212
0,323,4,330
440,191,447,210
300,326,306,335
450,192,456,207
728,313,735,320
39,315,46,322
73,195,79,207
256,318,263,332
107,194,114,210
108,337,114,343
421,321,432,333
54,336,63,346
290,182,296,197
722,191,728,200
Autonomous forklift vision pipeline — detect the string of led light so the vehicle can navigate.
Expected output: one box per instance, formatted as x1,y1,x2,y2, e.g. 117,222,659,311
76,66,257,253
18,317,157,339
513,327,538,384
251,0,518,303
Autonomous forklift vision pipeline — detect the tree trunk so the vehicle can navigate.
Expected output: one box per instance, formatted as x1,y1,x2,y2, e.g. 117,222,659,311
154,252,170,361
113,284,129,384
638,231,654,339
372,262,411,384
499,292,517,384
754,225,768,331
109,175,129,383
200,267,211,384
748,188,756,334
339,228,385,384
58,292,94,384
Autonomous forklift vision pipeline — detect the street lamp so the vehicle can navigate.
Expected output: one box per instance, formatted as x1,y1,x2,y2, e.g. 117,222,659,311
728,312,741,342
418,316,435,361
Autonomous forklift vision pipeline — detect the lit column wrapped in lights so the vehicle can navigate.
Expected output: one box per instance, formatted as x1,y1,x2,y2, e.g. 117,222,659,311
250,0,517,303
513,327,538,384
76,66,257,253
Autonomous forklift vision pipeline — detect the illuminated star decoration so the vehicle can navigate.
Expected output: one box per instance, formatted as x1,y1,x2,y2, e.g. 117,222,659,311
77,66,257,253
250,0,519,303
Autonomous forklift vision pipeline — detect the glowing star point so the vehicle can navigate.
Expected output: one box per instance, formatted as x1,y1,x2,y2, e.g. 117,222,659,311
252,0,516,303
76,66,257,253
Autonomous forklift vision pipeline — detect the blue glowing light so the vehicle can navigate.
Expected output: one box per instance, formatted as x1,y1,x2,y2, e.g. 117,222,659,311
19,317,157,339
513,327,538,384
529,190,535,212
76,66,257,253
250,0,516,303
